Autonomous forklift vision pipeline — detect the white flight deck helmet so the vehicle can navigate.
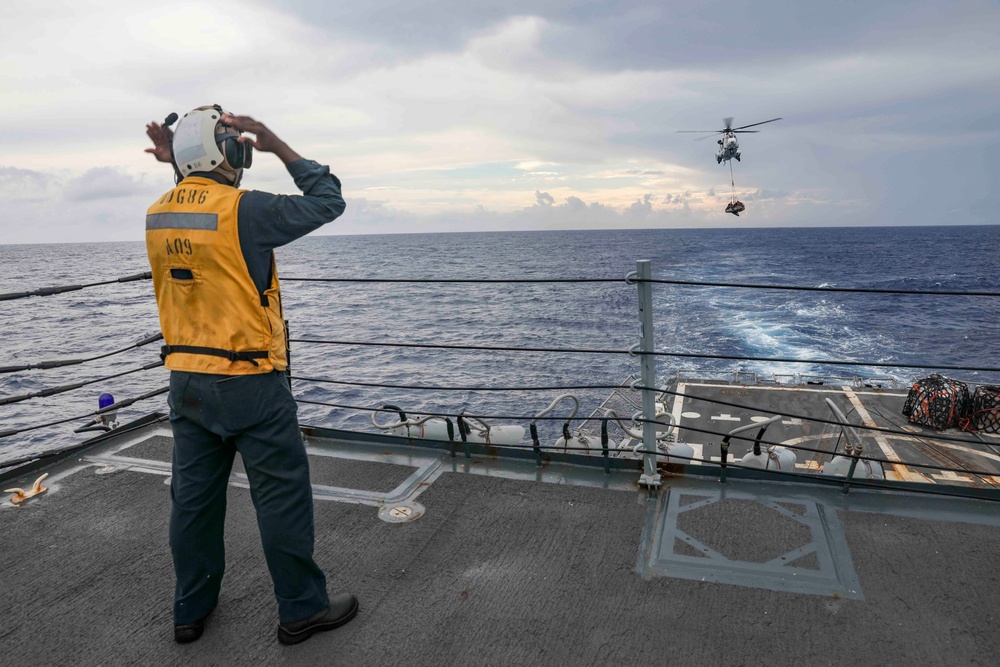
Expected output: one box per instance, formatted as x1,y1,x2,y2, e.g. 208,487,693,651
170,105,252,186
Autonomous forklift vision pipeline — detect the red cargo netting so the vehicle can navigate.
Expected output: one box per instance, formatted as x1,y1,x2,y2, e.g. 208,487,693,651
966,385,1000,433
902,374,971,431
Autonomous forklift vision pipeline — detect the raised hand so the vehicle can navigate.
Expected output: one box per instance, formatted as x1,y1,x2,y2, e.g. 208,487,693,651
144,122,174,163
221,114,302,165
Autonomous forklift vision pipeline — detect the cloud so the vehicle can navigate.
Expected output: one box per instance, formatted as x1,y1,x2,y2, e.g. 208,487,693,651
1,0,999,242
62,167,158,202
534,190,555,207
0,166,162,243
0,167,58,203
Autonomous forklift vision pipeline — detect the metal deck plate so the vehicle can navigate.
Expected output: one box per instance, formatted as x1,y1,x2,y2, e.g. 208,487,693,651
641,485,863,599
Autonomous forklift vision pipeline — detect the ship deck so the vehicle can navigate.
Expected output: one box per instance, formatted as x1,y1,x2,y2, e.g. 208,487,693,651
665,380,1000,488
3,387,1000,666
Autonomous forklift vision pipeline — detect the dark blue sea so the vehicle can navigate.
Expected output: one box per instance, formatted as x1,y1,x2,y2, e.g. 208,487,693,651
2,226,999,463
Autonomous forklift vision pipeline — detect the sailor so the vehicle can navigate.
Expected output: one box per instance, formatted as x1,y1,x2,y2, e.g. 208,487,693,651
144,106,357,645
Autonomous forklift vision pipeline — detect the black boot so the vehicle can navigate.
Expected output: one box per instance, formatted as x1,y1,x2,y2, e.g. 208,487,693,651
174,610,212,644
277,593,359,645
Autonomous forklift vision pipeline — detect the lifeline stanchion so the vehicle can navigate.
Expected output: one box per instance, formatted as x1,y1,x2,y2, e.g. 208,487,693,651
457,414,470,459
445,417,456,459
630,259,660,489
529,422,542,467
843,444,862,495
601,417,610,475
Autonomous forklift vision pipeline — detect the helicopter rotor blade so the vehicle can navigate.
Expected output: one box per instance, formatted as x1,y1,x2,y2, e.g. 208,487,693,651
676,130,724,133
731,130,760,133
730,117,782,131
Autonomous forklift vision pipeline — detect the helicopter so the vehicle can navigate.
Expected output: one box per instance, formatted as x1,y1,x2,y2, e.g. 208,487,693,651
678,117,782,164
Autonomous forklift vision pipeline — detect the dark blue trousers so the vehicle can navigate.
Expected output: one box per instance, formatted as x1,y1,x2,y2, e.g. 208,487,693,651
167,370,329,624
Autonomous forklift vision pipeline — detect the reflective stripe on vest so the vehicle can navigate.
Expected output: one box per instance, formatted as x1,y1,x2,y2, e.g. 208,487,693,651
145,177,287,375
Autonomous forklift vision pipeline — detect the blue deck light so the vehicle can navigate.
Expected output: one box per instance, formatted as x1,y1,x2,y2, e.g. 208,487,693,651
99,393,115,410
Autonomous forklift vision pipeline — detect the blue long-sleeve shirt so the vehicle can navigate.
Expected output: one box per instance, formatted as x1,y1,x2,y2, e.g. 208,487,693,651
192,159,345,295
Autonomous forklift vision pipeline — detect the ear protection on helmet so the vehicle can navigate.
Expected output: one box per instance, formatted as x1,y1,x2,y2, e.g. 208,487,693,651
215,108,253,170
217,132,253,170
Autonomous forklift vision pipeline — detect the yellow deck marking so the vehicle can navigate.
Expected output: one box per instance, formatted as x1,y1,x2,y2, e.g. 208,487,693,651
841,387,927,483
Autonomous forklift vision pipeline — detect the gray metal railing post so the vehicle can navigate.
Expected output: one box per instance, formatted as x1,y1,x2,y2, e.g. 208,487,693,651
635,260,661,489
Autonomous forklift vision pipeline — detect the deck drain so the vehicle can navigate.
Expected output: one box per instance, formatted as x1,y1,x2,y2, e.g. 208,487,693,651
379,502,425,523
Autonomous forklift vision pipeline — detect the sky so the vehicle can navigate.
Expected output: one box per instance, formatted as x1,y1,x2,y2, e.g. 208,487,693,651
1,0,999,243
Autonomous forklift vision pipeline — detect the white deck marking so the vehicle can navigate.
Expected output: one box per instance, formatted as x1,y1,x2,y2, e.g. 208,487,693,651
782,418,803,426
932,471,974,484
671,386,686,429
688,443,704,464
683,382,907,398
920,440,1000,463
750,416,772,423
711,413,741,422
681,411,701,419
841,387,927,483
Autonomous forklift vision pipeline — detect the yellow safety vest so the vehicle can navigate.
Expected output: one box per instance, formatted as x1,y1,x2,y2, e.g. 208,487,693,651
145,176,287,375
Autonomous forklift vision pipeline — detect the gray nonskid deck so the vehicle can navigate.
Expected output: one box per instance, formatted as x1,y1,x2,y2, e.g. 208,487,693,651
2,424,999,665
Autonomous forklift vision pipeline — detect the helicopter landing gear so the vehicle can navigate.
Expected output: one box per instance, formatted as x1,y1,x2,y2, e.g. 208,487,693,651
735,153,741,162
716,156,722,164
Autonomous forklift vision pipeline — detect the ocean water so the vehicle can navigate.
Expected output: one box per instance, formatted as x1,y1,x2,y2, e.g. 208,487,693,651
2,225,999,462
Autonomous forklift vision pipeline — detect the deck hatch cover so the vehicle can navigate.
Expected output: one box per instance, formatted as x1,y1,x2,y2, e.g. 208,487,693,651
641,487,863,600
